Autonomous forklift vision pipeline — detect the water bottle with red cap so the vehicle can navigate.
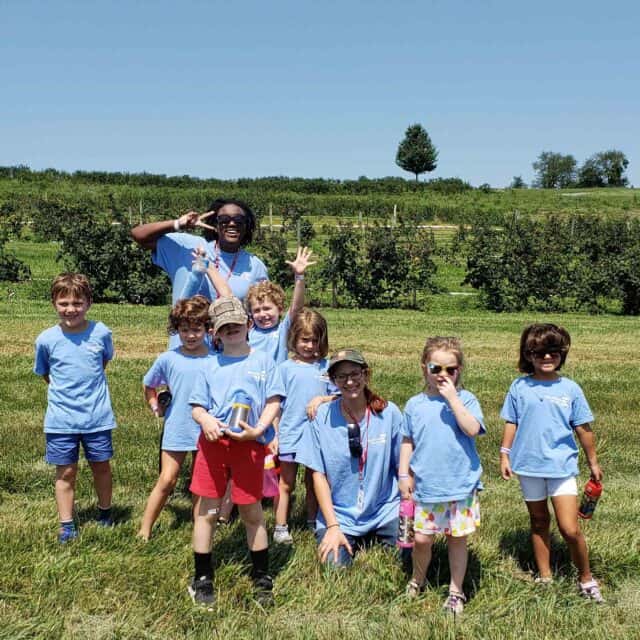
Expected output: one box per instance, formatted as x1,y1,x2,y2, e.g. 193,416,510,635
578,479,602,519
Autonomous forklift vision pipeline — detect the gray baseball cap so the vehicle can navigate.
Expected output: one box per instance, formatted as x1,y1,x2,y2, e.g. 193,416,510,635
328,348,368,374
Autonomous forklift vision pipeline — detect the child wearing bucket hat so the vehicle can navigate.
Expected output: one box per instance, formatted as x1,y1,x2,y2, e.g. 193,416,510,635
187,296,281,608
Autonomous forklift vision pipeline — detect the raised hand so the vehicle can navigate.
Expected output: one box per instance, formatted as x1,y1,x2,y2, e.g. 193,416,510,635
178,210,217,232
286,246,316,276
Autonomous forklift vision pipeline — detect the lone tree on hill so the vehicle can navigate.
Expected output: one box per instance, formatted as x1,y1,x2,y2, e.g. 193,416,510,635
396,123,438,181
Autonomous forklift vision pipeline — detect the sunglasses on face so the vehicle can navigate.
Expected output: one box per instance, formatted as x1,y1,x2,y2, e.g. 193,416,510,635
347,422,362,458
333,369,364,384
217,215,247,227
427,362,459,376
529,349,562,359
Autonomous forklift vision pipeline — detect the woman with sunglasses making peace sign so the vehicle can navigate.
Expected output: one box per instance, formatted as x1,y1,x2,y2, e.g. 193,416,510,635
296,349,405,567
131,198,268,347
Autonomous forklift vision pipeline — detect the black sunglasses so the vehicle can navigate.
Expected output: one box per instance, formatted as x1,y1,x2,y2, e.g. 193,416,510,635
529,349,562,359
427,363,459,376
217,215,247,227
347,423,362,458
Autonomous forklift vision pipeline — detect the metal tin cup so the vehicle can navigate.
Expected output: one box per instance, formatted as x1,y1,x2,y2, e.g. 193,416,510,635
228,391,252,433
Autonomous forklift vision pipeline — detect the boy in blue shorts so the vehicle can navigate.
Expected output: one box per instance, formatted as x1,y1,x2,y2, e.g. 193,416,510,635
34,273,117,543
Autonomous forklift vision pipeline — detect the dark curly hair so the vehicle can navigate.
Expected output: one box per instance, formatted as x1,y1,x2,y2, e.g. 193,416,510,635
202,198,256,245
168,295,211,335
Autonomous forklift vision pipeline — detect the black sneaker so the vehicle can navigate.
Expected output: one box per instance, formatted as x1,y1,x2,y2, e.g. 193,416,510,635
252,573,274,607
188,576,215,609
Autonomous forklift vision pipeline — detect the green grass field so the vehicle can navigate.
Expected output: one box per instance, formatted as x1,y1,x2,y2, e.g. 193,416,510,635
1,296,639,639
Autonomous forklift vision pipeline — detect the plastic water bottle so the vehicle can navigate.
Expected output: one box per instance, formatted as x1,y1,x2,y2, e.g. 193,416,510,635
262,453,280,498
178,253,208,299
397,498,415,548
578,479,603,519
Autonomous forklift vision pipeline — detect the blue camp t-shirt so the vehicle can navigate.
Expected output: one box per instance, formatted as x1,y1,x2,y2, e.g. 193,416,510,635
152,233,268,348
296,399,403,536
500,376,594,478
143,349,213,451
34,321,116,434
272,358,337,455
188,349,280,430
402,391,485,503
249,313,292,365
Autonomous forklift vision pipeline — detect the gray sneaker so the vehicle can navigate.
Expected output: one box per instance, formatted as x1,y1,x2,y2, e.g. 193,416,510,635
253,573,274,607
273,525,293,545
188,576,215,609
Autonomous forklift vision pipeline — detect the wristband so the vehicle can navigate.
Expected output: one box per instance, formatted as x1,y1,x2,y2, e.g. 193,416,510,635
326,524,340,529
500,446,511,455
398,474,410,479
294,274,305,281
256,421,267,433
173,219,181,231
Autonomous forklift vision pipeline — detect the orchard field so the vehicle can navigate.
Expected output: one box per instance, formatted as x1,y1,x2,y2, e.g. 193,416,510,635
1,237,639,639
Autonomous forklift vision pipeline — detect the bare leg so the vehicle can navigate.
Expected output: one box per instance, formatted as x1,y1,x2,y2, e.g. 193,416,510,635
55,464,78,521
192,495,222,553
275,462,297,526
412,532,435,585
217,480,234,522
138,450,187,540
238,501,268,551
525,499,553,579
88,460,112,509
446,535,468,594
304,467,318,523
551,494,592,583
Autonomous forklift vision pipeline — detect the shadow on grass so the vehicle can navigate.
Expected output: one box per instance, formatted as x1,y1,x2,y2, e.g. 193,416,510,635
423,537,483,600
76,503,132,525
499,527,573,576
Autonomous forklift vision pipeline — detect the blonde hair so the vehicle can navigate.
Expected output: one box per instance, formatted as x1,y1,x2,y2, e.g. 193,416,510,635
421,336,465,387
287,308,329,359
51,273,92,304
246,281,286,312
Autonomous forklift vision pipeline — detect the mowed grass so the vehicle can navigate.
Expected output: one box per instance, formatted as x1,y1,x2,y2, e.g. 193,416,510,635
1,298,639,640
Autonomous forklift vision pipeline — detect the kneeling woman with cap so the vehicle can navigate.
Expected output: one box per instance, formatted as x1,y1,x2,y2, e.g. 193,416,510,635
297,349,404,566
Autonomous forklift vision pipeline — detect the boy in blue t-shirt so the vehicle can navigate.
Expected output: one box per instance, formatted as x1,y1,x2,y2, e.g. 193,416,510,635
34,273,116,543
246,246,315,365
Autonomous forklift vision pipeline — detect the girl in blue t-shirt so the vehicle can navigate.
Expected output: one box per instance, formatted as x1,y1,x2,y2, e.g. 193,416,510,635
499,323,604,603
138,296,213,541
272,309,338,545
398,336,485,616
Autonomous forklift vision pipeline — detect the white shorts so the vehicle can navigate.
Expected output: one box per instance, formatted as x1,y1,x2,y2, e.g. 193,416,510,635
518,475,577,502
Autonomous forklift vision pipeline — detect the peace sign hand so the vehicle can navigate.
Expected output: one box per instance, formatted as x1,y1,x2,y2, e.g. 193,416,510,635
177,210,217,232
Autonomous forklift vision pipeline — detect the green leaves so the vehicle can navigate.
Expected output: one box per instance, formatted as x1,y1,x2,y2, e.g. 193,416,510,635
395,124,438,182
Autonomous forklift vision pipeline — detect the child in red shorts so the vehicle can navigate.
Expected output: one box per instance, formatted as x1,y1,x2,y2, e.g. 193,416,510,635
188,296,281,608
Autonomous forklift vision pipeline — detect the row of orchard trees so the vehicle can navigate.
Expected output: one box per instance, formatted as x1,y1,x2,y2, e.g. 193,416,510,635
529,150,630,189
2,198,640,314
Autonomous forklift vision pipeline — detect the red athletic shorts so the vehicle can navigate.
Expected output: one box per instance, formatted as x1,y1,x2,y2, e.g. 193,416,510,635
190,435,265,505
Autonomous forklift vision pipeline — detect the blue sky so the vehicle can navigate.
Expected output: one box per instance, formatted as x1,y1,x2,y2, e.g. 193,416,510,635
2,0,638,186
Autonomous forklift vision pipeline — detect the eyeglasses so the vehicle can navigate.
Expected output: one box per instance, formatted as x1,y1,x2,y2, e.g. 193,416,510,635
529,349,562,359
333,370,364,384
427,363,459,376
347,422,362,458
217,215,247,227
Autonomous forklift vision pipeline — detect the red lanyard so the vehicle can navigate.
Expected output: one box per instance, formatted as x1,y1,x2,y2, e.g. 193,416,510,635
343,403,370,480
212,242,240,281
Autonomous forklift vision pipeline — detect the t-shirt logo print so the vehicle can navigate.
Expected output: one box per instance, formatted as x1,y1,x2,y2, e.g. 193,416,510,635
542,394,571,409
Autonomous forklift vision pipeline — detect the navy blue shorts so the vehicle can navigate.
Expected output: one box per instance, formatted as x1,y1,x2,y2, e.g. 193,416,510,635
45,430,114,465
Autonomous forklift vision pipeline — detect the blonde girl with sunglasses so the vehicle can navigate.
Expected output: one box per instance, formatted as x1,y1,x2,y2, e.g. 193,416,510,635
398,336,485,615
